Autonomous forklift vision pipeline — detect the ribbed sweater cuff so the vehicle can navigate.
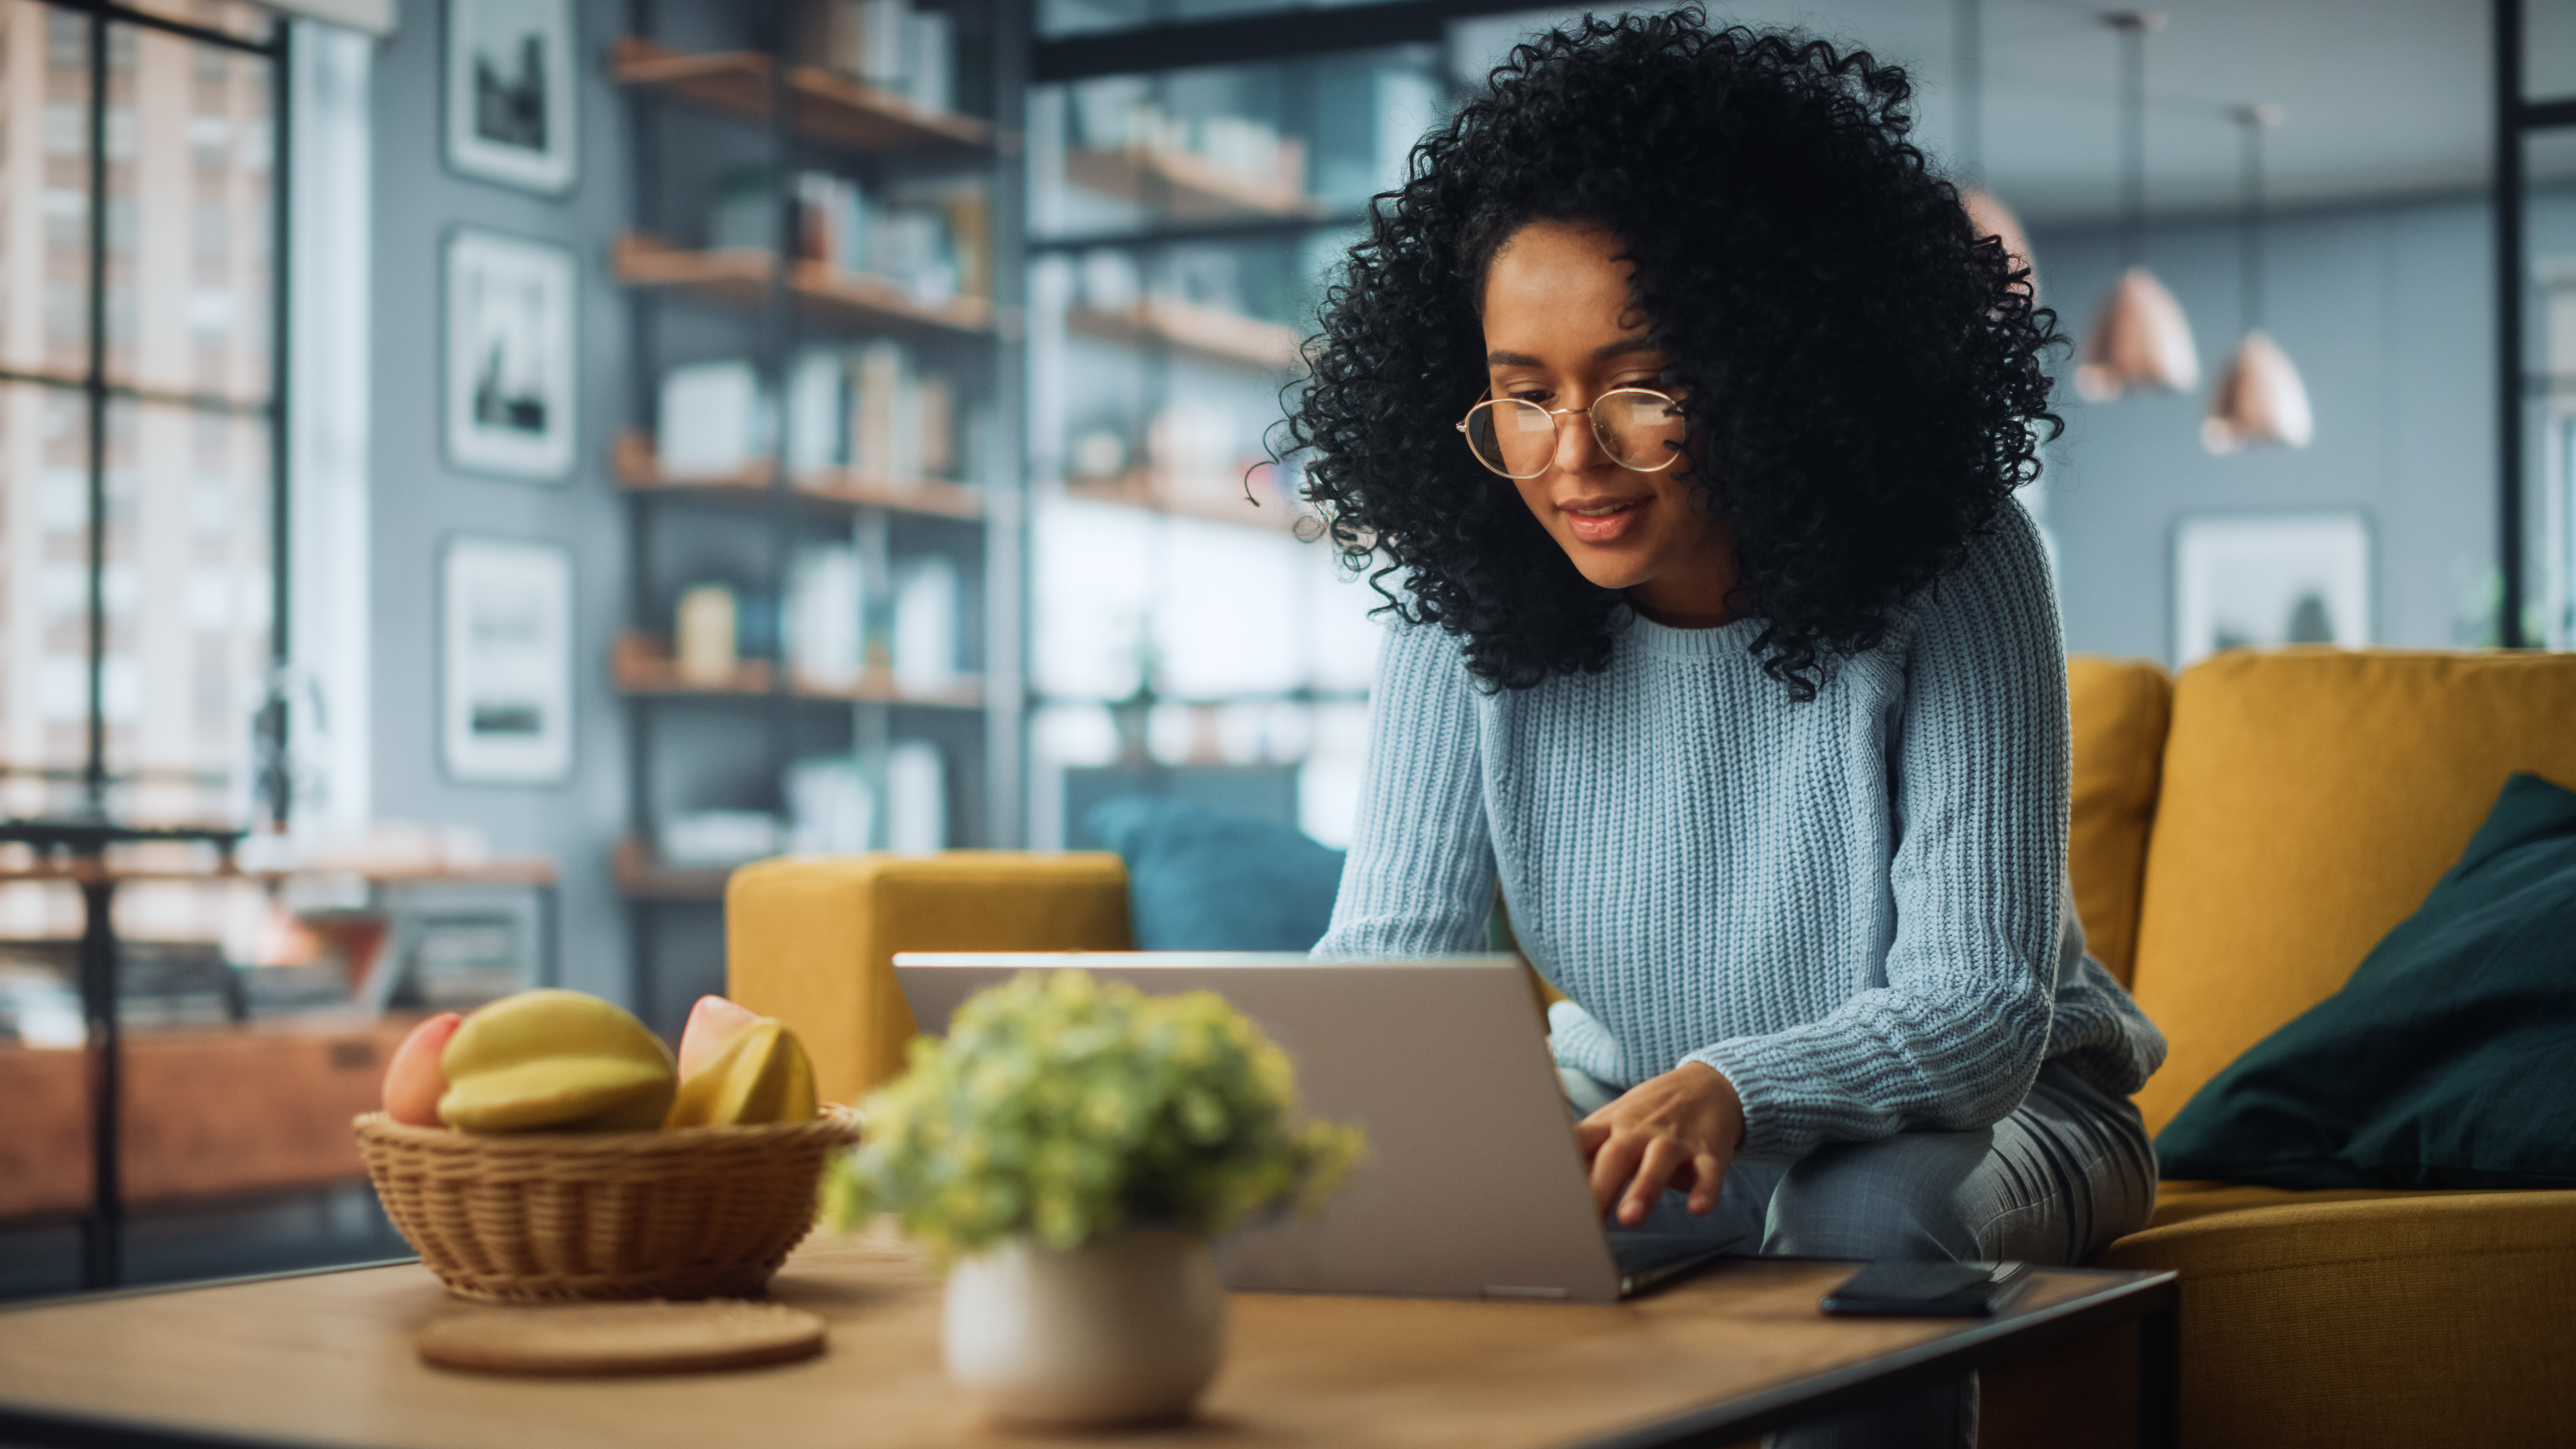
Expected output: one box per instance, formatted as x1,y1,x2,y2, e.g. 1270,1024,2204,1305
1689,1037,1835,1161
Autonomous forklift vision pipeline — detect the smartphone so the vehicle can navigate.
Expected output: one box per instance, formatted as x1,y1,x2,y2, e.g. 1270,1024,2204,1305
1817,1260,2034,1317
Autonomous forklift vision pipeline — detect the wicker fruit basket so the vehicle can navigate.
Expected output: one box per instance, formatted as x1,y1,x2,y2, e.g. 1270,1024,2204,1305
353,1108,862,1304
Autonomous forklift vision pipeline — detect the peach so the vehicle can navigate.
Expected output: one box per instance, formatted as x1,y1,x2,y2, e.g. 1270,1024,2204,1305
678,994,763,1080
383,1012,462,1126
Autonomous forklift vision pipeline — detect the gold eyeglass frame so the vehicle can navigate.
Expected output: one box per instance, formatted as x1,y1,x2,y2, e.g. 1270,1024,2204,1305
1454,387,1687,480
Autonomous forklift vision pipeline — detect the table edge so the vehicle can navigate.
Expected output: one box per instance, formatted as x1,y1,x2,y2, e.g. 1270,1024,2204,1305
1567,1268,2181,1449
0,1262,2179,1449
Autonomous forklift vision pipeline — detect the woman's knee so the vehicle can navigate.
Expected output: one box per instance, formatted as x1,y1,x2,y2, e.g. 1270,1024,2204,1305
1759,1130,1996,1262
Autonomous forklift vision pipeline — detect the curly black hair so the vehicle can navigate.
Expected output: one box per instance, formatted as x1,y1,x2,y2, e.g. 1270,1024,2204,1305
1284,10,2060,698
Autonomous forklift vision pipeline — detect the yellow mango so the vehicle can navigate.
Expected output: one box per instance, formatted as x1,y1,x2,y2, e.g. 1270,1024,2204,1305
663,1018,818,1129
438,989,677,1133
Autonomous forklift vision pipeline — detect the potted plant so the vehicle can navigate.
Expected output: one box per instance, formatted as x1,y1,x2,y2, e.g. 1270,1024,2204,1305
823,970,1361,1427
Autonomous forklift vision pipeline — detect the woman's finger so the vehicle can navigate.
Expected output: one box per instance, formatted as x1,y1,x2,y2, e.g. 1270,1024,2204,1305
1686,1152,1724,1215
1588,1133,1646,1216
1574,1118,1613,1163
1618,1137,1689,1226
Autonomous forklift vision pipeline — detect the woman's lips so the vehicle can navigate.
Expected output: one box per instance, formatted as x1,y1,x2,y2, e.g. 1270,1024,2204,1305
1562,497,1645,544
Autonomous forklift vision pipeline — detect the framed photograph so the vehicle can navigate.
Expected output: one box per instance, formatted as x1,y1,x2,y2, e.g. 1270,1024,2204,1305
445,228,576,482
441,536,575,786
2173,511,2373,669
444,0,577,194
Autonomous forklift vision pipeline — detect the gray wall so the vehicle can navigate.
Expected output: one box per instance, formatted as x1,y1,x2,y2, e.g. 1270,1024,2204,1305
2030,193,2500,662
368,0,639,1009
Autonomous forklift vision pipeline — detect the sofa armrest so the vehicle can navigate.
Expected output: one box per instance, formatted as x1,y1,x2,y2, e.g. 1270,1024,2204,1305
2096,1189,2576,1447
725,852,1134,1106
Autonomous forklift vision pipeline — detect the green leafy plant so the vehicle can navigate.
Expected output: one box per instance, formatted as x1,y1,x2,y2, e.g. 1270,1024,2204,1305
824,970,1363,1260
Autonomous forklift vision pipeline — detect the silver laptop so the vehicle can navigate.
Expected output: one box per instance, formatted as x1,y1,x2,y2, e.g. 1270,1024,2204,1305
891,952,1726,1303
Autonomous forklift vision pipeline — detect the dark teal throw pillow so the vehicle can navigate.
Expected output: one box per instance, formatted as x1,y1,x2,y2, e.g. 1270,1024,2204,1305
2156,771,2576,1189
1083,796,1347,952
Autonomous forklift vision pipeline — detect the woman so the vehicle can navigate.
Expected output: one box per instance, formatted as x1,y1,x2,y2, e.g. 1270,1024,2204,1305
1296,14,2165,1448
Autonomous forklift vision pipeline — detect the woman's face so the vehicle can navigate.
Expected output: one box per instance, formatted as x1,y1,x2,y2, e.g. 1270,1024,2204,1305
1480,219,1736,625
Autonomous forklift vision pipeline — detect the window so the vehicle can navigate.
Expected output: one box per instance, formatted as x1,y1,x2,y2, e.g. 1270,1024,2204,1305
0,0,282,837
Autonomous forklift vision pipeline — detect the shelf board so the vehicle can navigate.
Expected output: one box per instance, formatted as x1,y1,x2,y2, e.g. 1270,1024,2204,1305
614,633,986,711
794,468,986,520
610,37,1003,154
613,234,998,337
613,433,985,520
1065,298,1303,373
613,838,733,902
1064,144,1323,222
613,632,775,696
1062,470,1307,534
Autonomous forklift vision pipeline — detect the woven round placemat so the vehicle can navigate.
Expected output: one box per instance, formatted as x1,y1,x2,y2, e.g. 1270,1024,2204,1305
416,1301,829,1376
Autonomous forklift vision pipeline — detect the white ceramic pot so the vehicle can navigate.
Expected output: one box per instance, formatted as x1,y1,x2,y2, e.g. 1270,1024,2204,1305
942,1229,1226,1427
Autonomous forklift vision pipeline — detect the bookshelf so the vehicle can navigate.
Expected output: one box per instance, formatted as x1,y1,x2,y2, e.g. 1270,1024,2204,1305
1061,143,1322,221
1021,35,1442,851
1061,470,1307,534
612,37,1000,154
1064,297,1301,373
614,8,1026,1026
611,234,998,336
612,431,987,521
610,837,731,903
612,633,986,710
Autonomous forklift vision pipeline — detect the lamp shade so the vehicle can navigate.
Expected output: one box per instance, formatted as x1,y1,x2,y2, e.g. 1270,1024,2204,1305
1962,188,2038,296
2074,266,2199,401
2200,329,2313,453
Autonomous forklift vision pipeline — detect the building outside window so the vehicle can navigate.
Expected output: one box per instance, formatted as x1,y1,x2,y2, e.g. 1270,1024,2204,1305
0,0,283,967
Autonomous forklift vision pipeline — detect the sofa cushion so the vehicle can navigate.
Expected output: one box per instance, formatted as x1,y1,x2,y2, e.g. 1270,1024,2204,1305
2065,655,2171,987
2143,1178,2512,1230
2126,649,2576,1134
1084,796,1346,952
2097,1189,2576,1448
2154,772,2576,1189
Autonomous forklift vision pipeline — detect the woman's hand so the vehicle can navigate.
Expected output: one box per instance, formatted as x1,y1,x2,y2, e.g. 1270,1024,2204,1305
1576,1061,1745,1226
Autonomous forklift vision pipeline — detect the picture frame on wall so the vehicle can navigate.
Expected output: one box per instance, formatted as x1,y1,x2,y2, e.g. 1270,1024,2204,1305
444,0,577,195
444,228,577,482
2172,511,2373,670
441,536,575,786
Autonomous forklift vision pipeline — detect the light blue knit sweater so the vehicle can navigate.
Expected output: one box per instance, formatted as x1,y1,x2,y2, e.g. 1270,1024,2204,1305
1313,502,2166,1161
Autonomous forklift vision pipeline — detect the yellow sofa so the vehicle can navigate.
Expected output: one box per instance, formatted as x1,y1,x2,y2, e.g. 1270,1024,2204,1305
730,648,2576,1447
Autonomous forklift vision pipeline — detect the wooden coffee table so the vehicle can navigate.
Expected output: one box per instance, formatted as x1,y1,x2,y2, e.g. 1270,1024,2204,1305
0,1231,2176,1448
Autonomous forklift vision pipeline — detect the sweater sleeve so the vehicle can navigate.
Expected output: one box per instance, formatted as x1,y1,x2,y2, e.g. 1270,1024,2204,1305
1690,504,2068,1158
1312,619,1498,960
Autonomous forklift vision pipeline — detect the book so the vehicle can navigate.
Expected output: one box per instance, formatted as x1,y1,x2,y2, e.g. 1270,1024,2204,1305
851,340,908,479
785,349,848,471
785,755,873,854
886,740,946,854
660,361,768,475
891,552,961,694
915,373,956,479
785,542,864,689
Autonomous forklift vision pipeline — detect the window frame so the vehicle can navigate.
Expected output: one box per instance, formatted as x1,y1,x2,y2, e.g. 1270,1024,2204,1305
0,0,292,823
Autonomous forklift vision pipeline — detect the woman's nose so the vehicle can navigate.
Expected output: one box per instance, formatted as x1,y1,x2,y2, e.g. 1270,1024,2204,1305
1553,400,1607,474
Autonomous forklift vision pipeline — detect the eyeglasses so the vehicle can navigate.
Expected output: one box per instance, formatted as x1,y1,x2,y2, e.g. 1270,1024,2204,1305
1455,388,1686,480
